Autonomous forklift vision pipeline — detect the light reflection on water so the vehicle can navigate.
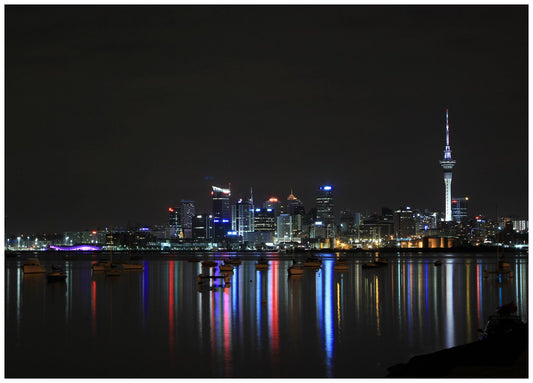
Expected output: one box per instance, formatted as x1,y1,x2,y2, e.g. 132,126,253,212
5,253,528,378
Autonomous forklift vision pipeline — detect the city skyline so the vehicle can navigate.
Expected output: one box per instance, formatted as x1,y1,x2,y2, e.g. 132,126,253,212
6,5,527,233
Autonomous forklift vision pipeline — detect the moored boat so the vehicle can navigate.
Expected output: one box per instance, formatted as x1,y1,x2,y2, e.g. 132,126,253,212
219,263,234,272
256,259,269,270
333,260,349,271
288,264,304,275
47,266,67,282
22,258,46,274
480,302,525,340
118,262,144,271
303,257,322,268
92,261,111,271
201,260,218,268
105,263,123,277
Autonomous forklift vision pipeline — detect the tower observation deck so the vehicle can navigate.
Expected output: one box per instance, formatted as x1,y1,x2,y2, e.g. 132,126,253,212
439,109,456,222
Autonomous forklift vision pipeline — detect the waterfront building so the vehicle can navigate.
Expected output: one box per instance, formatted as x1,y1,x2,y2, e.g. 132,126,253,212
393,207,416,240
211,185,231,240
287,191,305,240
316,185,335,238
276,214,293,243
339,210,356,237
180,200,195,239
451,197,469,223
192,213,214,241
168,206,182,238
254,208,276,232
263,196,285,217
231,197,254,238
439,109,457,222
513,219,528,234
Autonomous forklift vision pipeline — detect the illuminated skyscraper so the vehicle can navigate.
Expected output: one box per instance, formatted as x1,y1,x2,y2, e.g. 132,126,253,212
168,206,182,238
211,185,231,240
451,197,469,223
180,200,195,239
263,197,284,217
231,197,254,237
316,185,335,238
439,109,456,222
287,190,305,239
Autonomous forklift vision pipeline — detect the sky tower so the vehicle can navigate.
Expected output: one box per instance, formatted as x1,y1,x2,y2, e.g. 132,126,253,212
439,109,456,222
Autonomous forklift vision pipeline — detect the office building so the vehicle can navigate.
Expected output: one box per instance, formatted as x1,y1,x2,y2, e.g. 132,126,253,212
168,206,182,238
180,200,195,239
277,214,293,243
192,214,214,241
451,197,469,223
316,185,335,238
231,197,255,237
393,207,416,239
211,185,231,240
263,197,285,217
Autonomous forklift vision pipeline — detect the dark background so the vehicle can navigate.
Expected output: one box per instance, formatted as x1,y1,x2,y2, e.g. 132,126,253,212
6,5,528,234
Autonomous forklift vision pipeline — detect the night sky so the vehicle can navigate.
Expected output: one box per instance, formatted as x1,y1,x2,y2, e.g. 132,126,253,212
5,5,528,234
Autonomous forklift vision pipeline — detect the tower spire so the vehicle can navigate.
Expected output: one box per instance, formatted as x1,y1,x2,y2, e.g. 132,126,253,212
443,108,452,160
439,108,457,222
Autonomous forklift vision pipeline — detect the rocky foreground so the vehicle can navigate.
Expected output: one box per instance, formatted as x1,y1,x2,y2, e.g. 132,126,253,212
387,325,527,378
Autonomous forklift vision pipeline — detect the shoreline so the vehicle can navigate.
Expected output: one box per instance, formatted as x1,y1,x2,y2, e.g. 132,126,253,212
387,325,528,378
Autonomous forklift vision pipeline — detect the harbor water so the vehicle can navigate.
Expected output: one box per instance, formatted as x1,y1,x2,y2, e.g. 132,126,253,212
5,252,528,377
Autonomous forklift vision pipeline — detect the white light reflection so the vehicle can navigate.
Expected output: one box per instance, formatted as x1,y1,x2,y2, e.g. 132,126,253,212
445,262,455,348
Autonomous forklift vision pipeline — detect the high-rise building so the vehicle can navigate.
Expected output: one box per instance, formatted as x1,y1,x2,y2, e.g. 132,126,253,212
439,109,456,222
287,191,305,239
254,208,276,231
252,207,276,245
316,185,335,238
451,197,469,223
393,207,416,239
231,197,254,237
276,214,293,243
192,213,214,240
168,206,182,238
339,210,356,237
263,197,284,217
180,200,195,239
211,185,231,240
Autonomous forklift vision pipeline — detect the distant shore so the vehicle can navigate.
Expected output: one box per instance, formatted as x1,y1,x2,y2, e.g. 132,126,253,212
6,246,528,259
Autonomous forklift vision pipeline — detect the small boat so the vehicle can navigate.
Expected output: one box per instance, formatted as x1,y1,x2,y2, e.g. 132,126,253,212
22,258,46,274
219,263,234,272
105,263,123,277
225,258,242,265
333,260,349,271
288,264,304,276
47,266,67,282
92,261,112,271
303,257,322,268
479,302,525,340
434,260,442,266
362,262,378,269
118,262,144,271
256,259,269,270
201,260,218,268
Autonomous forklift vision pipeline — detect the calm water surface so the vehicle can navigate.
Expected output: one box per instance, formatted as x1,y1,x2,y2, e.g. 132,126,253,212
5,252,528,377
